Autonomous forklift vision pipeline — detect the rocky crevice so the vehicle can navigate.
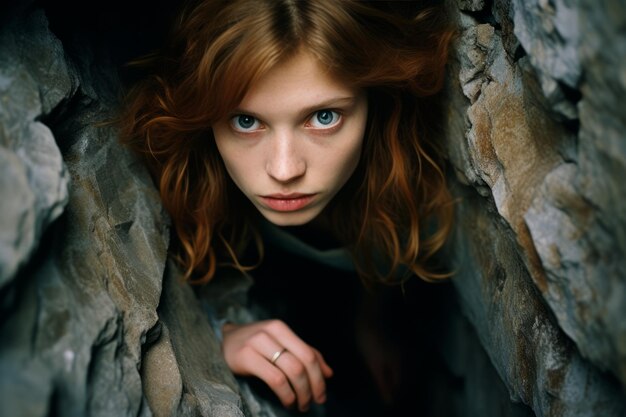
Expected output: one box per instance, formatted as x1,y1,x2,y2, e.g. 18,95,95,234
0,1,625,416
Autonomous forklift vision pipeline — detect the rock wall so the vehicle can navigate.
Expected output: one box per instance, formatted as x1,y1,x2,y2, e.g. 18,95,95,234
0,9,169,416
444,0,626,415
0,1,624,417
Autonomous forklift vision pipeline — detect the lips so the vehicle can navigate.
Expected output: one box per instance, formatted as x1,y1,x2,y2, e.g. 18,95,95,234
260,193,316,212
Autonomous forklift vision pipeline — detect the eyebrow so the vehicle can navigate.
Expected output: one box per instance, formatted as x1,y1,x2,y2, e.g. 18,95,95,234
231,96,358,119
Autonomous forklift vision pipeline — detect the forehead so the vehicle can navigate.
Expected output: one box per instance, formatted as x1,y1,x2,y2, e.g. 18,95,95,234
236,50,357,113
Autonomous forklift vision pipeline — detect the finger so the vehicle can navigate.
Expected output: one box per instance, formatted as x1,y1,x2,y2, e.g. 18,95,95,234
312,348,333,379
309,350,331,404
224,327,286,377
244,329,284,363
239,347,297,409
245,331,313,411
264,321,329,403
271,350,314,411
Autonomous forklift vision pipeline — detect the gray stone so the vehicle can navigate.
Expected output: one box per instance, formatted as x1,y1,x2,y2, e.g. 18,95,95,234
447,188,626,417
0,113,169,416
453,12,566,223
0,147,35,286
142,262,246,417
440,296,536,417
510,0,580,119
445,2,626,415
457,0,486,12
524,0,626,386
0,10,71,287
0,9,169,417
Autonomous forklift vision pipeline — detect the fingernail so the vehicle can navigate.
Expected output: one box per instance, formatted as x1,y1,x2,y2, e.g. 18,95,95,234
317,393,326,404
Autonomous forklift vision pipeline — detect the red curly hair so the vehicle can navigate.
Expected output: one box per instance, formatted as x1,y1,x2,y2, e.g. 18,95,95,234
119,0,454,284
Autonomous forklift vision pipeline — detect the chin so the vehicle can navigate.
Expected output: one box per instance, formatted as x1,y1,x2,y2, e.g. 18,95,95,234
260,209,320,227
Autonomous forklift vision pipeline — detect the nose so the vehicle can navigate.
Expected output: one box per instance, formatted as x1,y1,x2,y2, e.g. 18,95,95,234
265,129,306,183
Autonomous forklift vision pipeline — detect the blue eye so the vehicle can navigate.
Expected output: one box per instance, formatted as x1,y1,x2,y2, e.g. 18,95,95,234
309,110,340,128
231,115,260,132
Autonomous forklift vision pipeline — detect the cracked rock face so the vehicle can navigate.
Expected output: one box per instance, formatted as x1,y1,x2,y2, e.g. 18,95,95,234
0,10,70,288
0,5,253,417
446,0,626,415
0,9,168,417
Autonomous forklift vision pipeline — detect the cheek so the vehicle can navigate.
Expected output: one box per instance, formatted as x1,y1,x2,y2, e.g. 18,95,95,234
344,140,363,177
342,119,366,173
345,103,367,167
327,130,364,183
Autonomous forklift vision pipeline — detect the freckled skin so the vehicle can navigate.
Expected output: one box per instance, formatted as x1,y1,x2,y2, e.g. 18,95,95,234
212,50,368,226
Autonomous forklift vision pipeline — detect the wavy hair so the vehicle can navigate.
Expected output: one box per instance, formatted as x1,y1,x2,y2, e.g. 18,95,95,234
119,0,454,284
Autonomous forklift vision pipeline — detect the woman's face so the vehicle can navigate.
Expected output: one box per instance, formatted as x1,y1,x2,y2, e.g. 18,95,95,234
212,50,368,226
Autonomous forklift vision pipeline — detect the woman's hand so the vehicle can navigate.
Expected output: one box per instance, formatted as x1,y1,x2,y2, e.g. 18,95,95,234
221,320,333,412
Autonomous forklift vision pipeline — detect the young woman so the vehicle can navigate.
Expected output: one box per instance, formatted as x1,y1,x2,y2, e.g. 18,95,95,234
120,0,454,414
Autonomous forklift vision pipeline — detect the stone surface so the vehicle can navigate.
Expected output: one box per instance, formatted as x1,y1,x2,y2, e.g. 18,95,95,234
142,261,246,417
520,0,626,387
457,0,486,12
567,0,626,382
441,295,536,417
0,10,71,287
0,9,169,417
445,0,626,415
0,147,35,286
510,0,580,119
446,187,625,416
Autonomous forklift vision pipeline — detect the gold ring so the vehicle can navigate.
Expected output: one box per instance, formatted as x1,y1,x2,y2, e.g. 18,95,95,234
270,348,287,365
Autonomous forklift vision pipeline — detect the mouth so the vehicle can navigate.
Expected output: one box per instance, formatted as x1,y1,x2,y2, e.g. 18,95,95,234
260,193,317,212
